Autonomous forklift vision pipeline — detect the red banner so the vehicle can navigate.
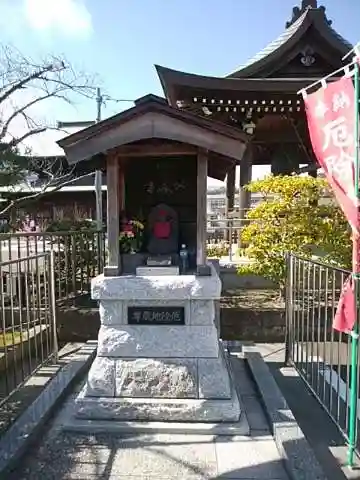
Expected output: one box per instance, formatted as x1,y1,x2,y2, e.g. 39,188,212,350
304,76,358,232
304,77,358,333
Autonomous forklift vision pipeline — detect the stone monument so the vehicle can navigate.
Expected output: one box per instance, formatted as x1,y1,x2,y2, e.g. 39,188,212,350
75,265,241,423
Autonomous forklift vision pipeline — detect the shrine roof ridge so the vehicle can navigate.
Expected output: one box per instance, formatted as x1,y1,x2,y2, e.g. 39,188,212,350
227,5,351,79
227,9,309,79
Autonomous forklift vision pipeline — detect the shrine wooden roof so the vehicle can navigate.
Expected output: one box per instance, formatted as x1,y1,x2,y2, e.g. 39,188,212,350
156,66,315,99
155,1,352,170
57,94,248,181
157,2,353,106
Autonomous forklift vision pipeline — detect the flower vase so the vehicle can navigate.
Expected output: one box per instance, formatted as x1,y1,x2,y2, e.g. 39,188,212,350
121,252,147,274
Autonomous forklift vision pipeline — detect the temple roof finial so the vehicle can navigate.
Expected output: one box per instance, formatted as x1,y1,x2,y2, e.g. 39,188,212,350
286,1,330,28
302,0,317,8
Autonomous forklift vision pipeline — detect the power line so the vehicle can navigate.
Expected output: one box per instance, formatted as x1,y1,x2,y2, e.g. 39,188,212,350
102,95,135,104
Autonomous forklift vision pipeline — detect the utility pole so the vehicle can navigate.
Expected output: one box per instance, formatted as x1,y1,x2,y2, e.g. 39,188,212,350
57,87,104,229
57,87,104,267
57,89,134,268
94,87,103,232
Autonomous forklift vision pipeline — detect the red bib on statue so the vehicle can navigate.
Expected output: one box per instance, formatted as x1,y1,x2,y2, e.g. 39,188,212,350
153,221,171,239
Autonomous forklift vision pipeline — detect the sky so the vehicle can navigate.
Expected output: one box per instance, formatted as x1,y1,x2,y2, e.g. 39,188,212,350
0,0,359,186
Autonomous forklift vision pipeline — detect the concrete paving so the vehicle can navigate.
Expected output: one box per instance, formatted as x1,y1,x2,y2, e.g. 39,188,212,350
7,355,290,480
255,343,360,480
12,432,288,480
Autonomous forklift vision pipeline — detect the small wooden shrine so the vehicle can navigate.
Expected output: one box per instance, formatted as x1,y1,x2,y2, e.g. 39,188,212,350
59,103,247,429
58,95,247,276
156,0,353,218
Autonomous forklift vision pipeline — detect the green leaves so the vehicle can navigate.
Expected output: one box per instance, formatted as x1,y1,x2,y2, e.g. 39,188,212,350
238,175,352,287
206,242,230,258
0,146,27,186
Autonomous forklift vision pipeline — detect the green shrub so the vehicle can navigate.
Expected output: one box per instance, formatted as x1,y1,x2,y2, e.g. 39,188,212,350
237,175,351,289
45,218,98,232
206,241,230,258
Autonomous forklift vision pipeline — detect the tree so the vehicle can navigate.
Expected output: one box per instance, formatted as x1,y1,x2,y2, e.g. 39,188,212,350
238,175,352,289
0,44,96,215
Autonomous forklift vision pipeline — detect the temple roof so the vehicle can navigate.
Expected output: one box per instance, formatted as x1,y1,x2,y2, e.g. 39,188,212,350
156,65,316,97
157,2,353,108
227,2,352,78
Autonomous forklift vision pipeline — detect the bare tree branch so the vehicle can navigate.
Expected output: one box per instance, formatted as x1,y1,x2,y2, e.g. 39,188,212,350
0,171,96,216
6,127,47,149
0,44,97,148
0,92,60,141
0,62,62,105
0,44,100,216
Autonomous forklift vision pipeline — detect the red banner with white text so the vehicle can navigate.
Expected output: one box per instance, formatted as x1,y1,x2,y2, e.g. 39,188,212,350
304,76,358,233
303,76,358,333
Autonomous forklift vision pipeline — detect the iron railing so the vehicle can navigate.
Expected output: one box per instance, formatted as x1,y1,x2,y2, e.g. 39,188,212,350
0,231,106,302
206,215,252,260
0,251,58,410
0,221,247,274
285,253,360,453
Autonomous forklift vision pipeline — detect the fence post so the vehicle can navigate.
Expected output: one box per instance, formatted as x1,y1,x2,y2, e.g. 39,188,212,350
285,252,293,366
96,229,104,274
49,249,58,363
229,219,233,262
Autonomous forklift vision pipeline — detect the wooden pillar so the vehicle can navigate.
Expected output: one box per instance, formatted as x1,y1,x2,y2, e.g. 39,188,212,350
225,164,236,242
119,162,125,211
308,167,318,178
239,145,253,221
104,153,120,277
196,149,210,276
226,164,236,213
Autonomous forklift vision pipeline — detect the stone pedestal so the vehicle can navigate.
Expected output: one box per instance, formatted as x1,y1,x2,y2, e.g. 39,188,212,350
75,264,242,424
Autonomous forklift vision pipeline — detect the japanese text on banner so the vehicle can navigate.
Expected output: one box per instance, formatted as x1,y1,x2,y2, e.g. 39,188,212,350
303,76,358,233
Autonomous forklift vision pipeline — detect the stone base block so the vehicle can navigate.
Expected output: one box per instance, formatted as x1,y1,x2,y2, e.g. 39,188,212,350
83,348,232,400
76,344,241,423
97,325,219,358
136,266,180,276
75,384,241,423
76,269,239,426
115,358,198,399
63,417,250,436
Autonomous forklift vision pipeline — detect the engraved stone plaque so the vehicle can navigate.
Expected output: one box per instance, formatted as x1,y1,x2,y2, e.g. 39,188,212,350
128,306,185,325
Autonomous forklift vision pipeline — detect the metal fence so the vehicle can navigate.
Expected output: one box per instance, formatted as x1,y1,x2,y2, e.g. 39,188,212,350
0,251,58,407
285,253,360,452
206,216,252,260
0,227,242,283
0,231,106,302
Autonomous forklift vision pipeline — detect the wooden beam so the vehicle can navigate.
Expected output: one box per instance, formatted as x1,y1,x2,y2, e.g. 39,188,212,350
196,149,209,275
104,153,120,277
113,142,198,157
